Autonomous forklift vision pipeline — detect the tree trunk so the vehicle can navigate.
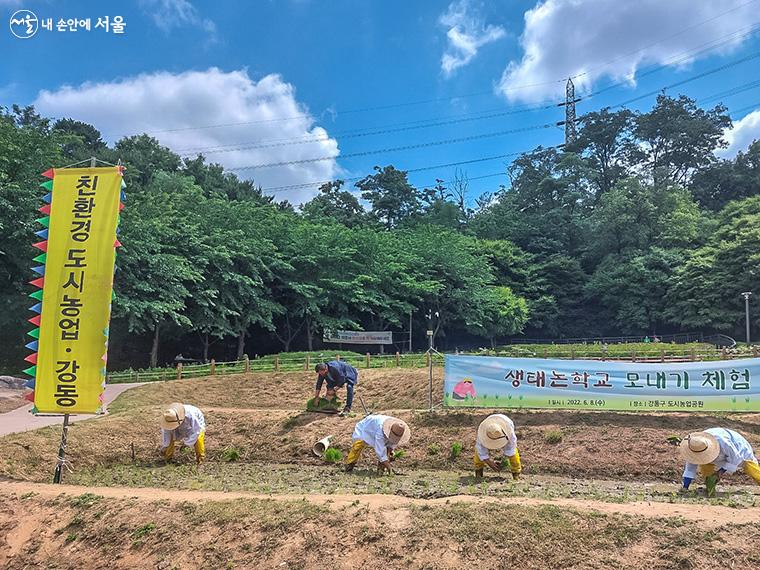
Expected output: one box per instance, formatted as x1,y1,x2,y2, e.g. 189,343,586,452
203,333,210,363
150,323,160,369
236,330,246,360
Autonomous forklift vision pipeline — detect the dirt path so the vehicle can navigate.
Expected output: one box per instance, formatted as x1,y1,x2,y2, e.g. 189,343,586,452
2,478,757,527
0,383,146,437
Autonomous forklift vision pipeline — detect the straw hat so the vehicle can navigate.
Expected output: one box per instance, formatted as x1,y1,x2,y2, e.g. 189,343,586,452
477,415,514,450
679,431,720,464
382,417,411,446
159,402,186,430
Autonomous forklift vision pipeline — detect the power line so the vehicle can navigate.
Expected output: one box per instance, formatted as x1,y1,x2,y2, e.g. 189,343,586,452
176,105,558,155
227,123,555,171
260,150,546,193
169,24,760,157
125,7,760,138
223,52,760,172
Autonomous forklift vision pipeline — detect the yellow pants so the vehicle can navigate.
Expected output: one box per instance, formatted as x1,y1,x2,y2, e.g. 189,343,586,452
699,461,760,484
162,431,205,464
473,448,522,474
345,440,368,465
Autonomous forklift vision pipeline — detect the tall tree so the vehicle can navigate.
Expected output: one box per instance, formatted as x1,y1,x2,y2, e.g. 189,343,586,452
356,165,420,228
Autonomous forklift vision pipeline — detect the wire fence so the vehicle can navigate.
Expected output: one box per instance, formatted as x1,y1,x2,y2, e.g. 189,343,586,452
106,344,760,384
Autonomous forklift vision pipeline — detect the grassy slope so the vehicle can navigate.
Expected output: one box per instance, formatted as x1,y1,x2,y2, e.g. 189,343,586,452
1,490,760,570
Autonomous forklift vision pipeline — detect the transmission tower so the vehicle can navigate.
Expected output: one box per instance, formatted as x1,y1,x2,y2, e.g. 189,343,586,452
557,77,581,147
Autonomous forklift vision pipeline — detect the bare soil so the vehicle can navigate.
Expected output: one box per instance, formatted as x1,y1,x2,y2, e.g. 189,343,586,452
2,368,760,569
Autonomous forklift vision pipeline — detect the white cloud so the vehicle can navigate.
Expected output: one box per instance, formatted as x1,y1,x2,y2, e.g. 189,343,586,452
139,0,216,37
34,68,341,204
439,0,506,77
720,109,760,157
499,0,760,102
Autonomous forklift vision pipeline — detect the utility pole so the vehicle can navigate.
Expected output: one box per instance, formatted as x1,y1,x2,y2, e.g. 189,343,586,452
741,292,752,344
557,77,581,146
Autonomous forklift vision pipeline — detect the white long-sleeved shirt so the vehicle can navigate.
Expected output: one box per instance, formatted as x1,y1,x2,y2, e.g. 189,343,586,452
683,428,758,479
476,414,518,461
352,414,395,462
160,404,206,448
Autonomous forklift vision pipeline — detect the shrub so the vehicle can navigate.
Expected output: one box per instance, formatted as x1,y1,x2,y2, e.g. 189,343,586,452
450,442,463,459
544,429,563,444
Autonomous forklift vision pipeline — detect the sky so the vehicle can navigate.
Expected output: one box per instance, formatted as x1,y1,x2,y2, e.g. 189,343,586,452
2,0,760,205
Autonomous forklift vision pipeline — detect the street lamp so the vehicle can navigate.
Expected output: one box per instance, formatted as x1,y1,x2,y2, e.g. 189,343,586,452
741,292,752,344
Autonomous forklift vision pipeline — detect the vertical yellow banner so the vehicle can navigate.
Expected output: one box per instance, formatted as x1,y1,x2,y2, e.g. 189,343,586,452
34,167,122,414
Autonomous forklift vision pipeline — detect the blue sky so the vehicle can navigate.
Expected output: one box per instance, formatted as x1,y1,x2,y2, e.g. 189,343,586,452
3,0,760,204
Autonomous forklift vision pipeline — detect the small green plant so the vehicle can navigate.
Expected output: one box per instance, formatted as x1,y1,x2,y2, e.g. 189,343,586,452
450,441,463,459
69,493,102,508
392,449,406,460
427,443,441,456
65,533,77,544
324,448,344,463
544,429,563,444
221,447,241,462
133,523,156,539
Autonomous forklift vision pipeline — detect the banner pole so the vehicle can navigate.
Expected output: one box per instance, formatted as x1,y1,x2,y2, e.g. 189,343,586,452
53,413,70,484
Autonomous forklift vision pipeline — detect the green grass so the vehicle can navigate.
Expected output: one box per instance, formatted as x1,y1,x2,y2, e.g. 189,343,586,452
221,447,241,462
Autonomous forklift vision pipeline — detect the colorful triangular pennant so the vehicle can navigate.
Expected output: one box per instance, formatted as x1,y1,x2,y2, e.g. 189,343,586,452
29,290,43,301
32,241,47,252
25,340,38,351
24,352,38,364
26,328,40,339
33,253,47,264
25,378,35,389
41,168,54,179
42,192,52,204
29,303,42,314
40,180,53,191
27,315,41,327
35,229,49,240
31,265,45,276
29,277,44,289
35,216,50,227
23,365,37,376
38,204,51,215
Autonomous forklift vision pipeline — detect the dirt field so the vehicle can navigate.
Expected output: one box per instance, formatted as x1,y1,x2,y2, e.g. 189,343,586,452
1,368,760,568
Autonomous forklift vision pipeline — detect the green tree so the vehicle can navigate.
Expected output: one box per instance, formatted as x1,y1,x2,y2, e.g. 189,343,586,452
356,165,420,228
636,95,731,186
301,180,366,227
666,196,760,335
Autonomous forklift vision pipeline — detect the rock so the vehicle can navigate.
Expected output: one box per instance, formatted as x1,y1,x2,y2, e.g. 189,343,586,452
0,376,25,390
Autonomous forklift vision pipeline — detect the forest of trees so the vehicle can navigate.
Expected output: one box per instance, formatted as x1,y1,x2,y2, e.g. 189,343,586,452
1,94,758,370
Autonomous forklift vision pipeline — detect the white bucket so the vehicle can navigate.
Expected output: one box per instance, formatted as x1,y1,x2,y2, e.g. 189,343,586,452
312,436,334,457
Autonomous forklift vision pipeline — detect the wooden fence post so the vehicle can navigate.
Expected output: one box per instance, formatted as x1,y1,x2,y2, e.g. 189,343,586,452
244,354,250,373
210,359,216,375
570,348,576,360
133,371,138,383
365,352,370,368
425,352,431,367
306,355,311,370
177,363,183,380
660,349,665,363
753,347,759,358
275,356,280,372
543,347,548,359
161,370,166,382
396,352,400,367
631,351,637,363
691,347,696,362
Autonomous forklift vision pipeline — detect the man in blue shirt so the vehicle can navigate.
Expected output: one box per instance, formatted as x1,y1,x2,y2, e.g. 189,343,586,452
314,360,358,416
